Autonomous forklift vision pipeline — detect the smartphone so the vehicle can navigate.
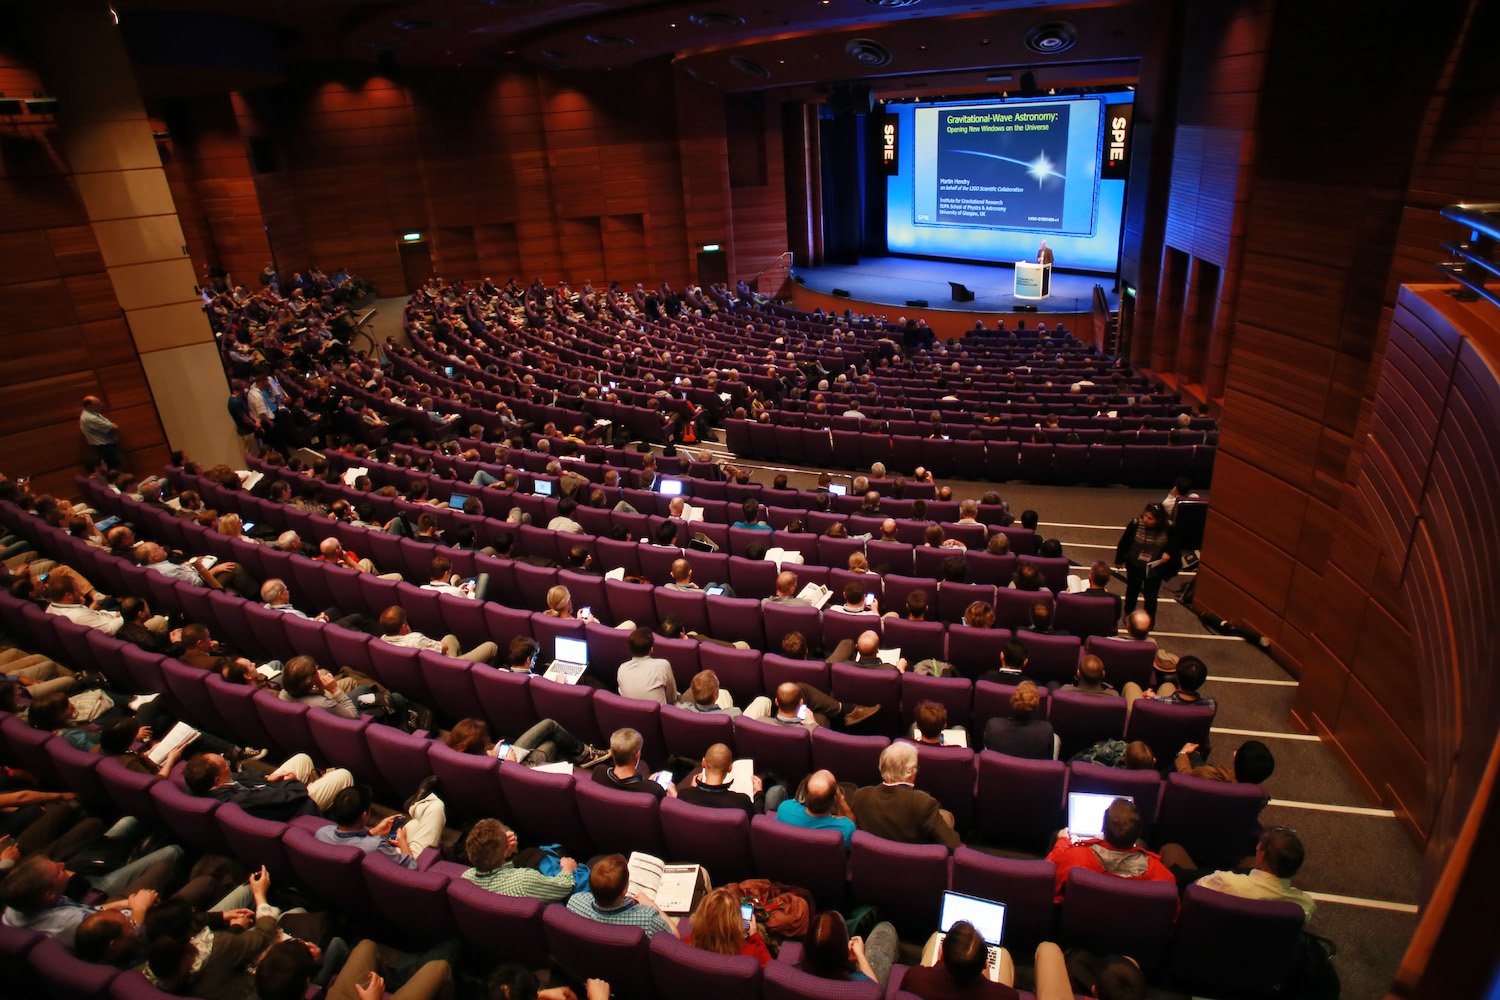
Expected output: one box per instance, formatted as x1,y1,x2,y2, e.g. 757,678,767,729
864,593,876,608
705,584,726,597
241,521,256,532
796,704,810,721
386,816,407,842
651,771,673,790
740,903,754,933
579,606,593,620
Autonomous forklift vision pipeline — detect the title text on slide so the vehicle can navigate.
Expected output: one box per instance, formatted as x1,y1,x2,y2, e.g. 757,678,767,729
943,111,1060,135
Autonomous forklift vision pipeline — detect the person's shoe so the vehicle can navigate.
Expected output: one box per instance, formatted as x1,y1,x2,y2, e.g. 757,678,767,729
843,704,880,727
236,746,269,764
574,744,610,768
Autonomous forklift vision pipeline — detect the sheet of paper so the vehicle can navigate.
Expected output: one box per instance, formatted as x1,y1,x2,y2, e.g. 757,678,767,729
128,693,160,710
146,722,200,765
728,757,755,797
532,761,575,775
876,647,902,667
604,566,626,581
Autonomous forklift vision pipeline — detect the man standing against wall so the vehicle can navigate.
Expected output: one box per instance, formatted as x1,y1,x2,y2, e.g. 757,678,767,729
79,395,122,470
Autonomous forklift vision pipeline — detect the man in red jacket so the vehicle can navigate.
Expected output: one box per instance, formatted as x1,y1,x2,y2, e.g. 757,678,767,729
1045,798,1174,903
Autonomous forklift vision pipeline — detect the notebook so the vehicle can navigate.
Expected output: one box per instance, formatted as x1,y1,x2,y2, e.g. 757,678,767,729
1067,791,1133,843
937,890,1006,979
448,493,471,510
542,636,589,685
659,478,684,496
533,479,554,497
828,483,848,496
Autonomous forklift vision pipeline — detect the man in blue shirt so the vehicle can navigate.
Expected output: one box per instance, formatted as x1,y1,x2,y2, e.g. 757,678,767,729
774,769,857,848
313,786,420,868
1,855,160,948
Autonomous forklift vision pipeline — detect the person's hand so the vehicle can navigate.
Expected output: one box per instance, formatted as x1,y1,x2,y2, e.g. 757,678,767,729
369,815,397,837
752,775,764,796
537,987,578,1000
314,612,330,622
1180,742,1199,757
302,941,322,963
135,726,153,744
127,888,159,916
504,827,519,855
665,782,678,798
898,657,909,672
559,857,578,874
585,980,611,1000
249,865,271,904
223,908,255,929
1,837,19,866
169,628,183,644
354,971,385,1000
218,562,239,573
848,935,867,961
267,770,295,781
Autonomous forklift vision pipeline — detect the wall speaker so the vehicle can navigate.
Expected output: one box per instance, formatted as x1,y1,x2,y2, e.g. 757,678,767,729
906,299,928,307
0,99,23,115
832,288,852,298
949,282,975,302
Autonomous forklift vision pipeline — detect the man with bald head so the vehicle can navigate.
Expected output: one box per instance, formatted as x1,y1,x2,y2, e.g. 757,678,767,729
80,395,122,469
828,629,908,672
773,768,857,847
763,570,807,605
1063,655,1117,697
878,518,899,542
744,681,878,730
665,558,698,592
678,743,762,814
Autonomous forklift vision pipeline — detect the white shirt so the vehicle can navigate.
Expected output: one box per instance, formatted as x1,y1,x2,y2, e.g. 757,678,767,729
380,631,445,653
421,581,473,600
1195,867,1315,921
46,602,123,635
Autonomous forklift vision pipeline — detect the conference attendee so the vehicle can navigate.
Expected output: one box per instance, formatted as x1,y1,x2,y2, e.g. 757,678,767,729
313,786,425,868
134,541,257,596
1044,798,1174,902
0,856,165,948
1114,502,1176,622
462,819,578,902
773,769,857,847
677,742,762,814
827,629,907,672
763,571,808,605
443,717,606,768
1122,654,1215,715
547,496,584,533
316,537,401,579
743,680,878,730
1062,655,1118,698
674,669,741,715
378,605,497,663
904,919,1021,1000
851,742,960,849
731,498,771,530
592,727,674,799
259,578,369,631
664,558,699,591
79,395,123,470
42,575,123,635
686,887,773,966
1162,475,1201,522
1174,738,1275,784
565,853,677,938
828,580,879,616
982,681,1057,759
909,700,960,747
183,750,353,820
1079,561,1123,620
419,556,474,599
1166,827,1315,919
617,627,678,704
1036,240,1053,267
256,937,454,1000
798,910,898,990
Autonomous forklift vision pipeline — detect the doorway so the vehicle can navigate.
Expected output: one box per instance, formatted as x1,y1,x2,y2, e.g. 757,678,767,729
398,237,433,295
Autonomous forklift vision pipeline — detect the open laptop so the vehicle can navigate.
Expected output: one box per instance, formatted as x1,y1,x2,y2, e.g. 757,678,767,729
542,636,589,685
1067,791,1133,843
533,479,554,497
828,482,848,496
448,492,470,510
658,478,684,496
937,891,1006,980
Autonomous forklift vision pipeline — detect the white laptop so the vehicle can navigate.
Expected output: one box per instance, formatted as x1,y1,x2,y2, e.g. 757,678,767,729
533,479,554,497
659,478,684,496
542,636,589,684
937,890,1006,980
1067,791,1133,843
828,483,848,496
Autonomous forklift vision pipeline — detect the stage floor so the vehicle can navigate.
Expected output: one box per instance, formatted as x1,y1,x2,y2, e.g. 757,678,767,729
792,256,1117,314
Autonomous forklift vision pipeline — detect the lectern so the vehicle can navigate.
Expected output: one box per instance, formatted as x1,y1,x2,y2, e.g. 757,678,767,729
1014,261,1051,300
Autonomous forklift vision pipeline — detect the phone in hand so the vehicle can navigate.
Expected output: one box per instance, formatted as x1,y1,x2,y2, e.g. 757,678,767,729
740,902,754,933
650,770,673,790
864,593,876,608
385,816,408,842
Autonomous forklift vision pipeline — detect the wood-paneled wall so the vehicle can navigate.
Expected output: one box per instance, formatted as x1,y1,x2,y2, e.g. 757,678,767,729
0,47,168,495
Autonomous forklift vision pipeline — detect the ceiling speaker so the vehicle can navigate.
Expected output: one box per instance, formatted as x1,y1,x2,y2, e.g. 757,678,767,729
1024,21,1078,55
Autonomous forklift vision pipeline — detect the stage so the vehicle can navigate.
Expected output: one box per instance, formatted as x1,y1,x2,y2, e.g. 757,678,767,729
791,256,1117,315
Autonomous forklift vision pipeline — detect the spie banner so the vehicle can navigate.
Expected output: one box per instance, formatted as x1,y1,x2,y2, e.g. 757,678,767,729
1102,104,1133,179
880,114,899,175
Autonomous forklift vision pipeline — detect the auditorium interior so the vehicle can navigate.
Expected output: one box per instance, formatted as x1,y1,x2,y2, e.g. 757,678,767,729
0,0,1497,998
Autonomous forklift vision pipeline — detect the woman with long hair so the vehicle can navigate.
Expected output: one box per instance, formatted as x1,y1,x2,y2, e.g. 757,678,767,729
798,910,898,988
1114,501,1176,622
685,887,772,966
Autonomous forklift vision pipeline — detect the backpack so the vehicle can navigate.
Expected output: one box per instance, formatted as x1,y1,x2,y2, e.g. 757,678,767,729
1284,931,1341,998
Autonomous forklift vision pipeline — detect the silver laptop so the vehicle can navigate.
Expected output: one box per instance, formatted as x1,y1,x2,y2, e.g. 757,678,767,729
1068,791,1133,842
542,636,589,685
828,482,848,496
659,478,684,496
533,479,554,497
937,891,1005,979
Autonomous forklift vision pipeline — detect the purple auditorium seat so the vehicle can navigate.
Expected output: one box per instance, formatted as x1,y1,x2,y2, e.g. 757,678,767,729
733,718,812,784
1084,637,1156,692
48,739,111,811
322,564,366,621
773,425,806,463
560,570,611,625
597,538,643,579
1089,445,1125,486
950,849,1057,952
367,640,433,705
966,552,1017,587
816,537,866,571
109,970,184,1000
882,618,947,667
117,644,168,696
29,936,118,999
0,924,45,996
696,644,763,706
762,602,823,653
877,575,929,620
1058,867,1179,969
285,825,376,912
707,596,766,649
1018,556,1070,593
447,878,549,963
655,588,709,633
150,779,229,854
288,557,338,614
95,758,163,828
1068,762,1163,836
361,852,456,943
660,705,735,759
829,663,901,732
159,658,227,734
325,625,375,676
749,816,850,911
399,585,449,639
865,541,914,576
428,742,508,821
661,798,756,883
802,428,835,467
1018,443,1053,483
1016,631,1081,686
356,573,402,619
575,779,667,857
912,546,957,580
1168,885,1305,997
0,716,61,785
305,711,381,789
242,602,295,661
584,623,633,689
530,677,604,745
913,744,977,827
810,729,887,787
945,625,1012,680
1122,700,1216,767
649,928,762,1000
850,832,950,938
975,752,1066,853
899,672,972,728
1054,593,1119,640
637,546,680,586
366,726,436,796
1049,691,1128,760
472,668,537,738
728,557,777,599
993,588,1043,629
497,763,586,854
419,650,480,721
604,579,659,630
760,652,829,693
1153,773,1266,869
204,673,275,749
821,608,878,652
252,690,318,757
514,561,560,611
859,432,893,472
82,629,133,689
543,903,655,1000
763,958,882,1000
593,692,665,765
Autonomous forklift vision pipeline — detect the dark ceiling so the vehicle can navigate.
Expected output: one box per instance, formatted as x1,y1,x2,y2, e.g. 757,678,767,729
105,0,1153,97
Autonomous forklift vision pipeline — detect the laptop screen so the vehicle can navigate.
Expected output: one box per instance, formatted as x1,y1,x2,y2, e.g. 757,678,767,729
448,493,470,510
939,891,1006,946
553,637,588,666
533,479,554,497
659,478,684,496
1068,792,1133,841
828,483,848,496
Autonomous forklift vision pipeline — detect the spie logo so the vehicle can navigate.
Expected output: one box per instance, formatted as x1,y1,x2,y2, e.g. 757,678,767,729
881,116,899,174
1108,116,1128,164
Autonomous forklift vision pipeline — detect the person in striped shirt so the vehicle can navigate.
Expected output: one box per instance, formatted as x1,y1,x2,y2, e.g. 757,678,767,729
461,819,576,902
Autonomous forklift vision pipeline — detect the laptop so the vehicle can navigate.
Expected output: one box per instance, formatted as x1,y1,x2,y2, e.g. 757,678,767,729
542,636,589,685
448,492,471,510
937,891,1006,980
533,479,554,497
1067,791,1133,843
658,478,684,496
828,483,848,496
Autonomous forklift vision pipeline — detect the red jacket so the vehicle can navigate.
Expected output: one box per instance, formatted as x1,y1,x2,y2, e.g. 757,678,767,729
1045,836,1176,904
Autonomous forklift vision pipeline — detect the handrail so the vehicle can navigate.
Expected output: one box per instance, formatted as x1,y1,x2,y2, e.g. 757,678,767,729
1438,202,1499,307
752,250,794,283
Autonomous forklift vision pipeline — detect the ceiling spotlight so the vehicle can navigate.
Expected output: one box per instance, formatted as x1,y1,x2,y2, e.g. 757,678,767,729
1024,21,1078,55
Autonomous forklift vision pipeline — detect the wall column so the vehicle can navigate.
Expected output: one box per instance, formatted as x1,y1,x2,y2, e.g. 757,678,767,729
24,7,240,470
